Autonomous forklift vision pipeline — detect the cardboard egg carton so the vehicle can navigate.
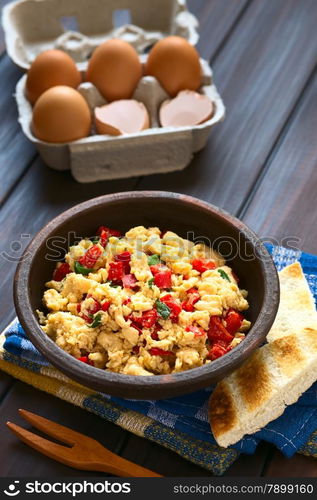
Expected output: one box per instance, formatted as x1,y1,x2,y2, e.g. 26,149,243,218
3,0,200,70
3,0,225,182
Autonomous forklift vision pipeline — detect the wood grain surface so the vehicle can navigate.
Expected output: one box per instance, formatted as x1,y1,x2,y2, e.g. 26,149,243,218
0,0,316,477
242,70,317,254
137,0,317,214
0,57,36,204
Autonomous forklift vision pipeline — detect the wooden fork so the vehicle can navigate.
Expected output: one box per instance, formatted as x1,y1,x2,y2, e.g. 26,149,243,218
7,409,162,477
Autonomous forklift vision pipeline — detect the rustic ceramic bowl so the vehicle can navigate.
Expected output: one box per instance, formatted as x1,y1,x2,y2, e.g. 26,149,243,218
14,191,279,399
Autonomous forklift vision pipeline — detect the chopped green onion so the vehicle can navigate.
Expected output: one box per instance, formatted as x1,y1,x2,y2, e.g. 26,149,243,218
108,281,121,288
89,313,102,328
74,261,91,275
155,299,171,319
148,254,160,266
218,269,231,282
148,277,154,288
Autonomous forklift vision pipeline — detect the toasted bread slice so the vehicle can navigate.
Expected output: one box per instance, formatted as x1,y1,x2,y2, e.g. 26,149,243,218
209,262,317,447
209,330,317,447
267,262,317,342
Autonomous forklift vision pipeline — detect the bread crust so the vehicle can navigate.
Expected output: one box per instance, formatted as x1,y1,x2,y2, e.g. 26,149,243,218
267,262,317,342
208,380,237,438
209,262,317,447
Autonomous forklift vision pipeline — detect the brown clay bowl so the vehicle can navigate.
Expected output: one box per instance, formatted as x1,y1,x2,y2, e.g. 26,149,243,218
14,191,279,399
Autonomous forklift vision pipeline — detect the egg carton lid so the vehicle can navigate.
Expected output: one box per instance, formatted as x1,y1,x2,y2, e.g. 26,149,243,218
2,0,199,71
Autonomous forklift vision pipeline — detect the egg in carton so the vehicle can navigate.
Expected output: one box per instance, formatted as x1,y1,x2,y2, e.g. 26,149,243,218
15,56,225,182
4,0,225,182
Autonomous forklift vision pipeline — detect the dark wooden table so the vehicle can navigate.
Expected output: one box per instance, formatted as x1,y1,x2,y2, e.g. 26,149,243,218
0,0,317,477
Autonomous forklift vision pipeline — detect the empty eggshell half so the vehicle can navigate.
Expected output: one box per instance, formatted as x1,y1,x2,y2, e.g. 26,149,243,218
95,100,150,136
160,90,214,128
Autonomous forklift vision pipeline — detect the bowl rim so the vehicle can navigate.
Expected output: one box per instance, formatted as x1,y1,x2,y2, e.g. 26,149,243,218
14,191,280,396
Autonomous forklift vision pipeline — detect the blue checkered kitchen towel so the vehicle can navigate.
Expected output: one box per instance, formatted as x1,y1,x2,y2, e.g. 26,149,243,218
1,245,317,475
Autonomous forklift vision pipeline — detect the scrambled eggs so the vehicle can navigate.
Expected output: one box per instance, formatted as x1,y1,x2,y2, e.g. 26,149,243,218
39,226,251,375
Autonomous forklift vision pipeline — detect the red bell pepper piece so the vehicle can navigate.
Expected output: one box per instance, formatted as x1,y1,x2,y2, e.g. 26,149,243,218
142,309,158,328
130,322,143,335
182,287,200,311
160,294,181,322
77,297,98,314
108,261,125,282
207,344,227,360
150,264,166,275
154,269,172,289
225,308,243,334
97,226,121,237
87,298,101,315
122,273,137,289
149,347,174,356
185,325,206,337
115,251,131,274
97,226,121,247
78,245,103,269
208,316,233,344
81,315,93,324
77,297,101,323
115,251,131,259
77,356,94,366
97,228,109,247
191,259,216,273
126,313,143,334
128,309,158,330
127,313,142,326
53,262,71,281
151,324,162,340
101,301,111,311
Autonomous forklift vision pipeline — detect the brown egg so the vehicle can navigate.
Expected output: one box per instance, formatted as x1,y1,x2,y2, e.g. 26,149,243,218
86,39,143,101
160,91,214,127
26,50,81,104
95,100,150,136
32,86,91,143
145,36,202,97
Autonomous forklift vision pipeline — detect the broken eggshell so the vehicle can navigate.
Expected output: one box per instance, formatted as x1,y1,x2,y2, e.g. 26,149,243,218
160,90,214,128
95,100,150,136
